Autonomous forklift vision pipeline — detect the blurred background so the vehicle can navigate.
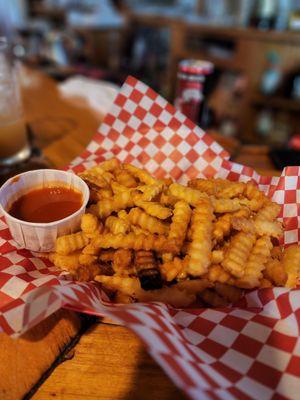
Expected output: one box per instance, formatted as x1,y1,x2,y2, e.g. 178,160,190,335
2,0,300,171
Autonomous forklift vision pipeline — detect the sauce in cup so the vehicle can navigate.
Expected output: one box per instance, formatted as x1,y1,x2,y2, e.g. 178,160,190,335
8,186,83,223
0,169,89,252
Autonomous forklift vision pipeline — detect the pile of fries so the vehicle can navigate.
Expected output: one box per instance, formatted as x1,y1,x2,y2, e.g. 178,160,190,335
49,158,300,307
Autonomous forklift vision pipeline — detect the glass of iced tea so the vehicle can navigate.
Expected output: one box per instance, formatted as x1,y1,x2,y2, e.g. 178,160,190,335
0,37,30,165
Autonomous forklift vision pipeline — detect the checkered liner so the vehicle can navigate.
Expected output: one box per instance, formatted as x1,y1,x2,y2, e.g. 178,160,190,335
1,76,300,400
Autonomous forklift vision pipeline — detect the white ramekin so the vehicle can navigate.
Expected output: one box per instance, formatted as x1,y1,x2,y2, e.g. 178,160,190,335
0,169,90,252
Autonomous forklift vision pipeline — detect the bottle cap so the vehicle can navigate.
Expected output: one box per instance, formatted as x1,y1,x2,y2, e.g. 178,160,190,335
179,59,214,75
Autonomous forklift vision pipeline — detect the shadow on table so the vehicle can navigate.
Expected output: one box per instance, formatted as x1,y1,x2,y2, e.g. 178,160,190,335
123,346,187,400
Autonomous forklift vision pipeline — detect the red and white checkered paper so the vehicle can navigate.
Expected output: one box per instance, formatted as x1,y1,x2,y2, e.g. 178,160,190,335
1,76,300,400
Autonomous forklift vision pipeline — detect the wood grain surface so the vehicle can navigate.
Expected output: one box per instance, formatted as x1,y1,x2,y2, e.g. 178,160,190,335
33,323,186,400
0,310,81,400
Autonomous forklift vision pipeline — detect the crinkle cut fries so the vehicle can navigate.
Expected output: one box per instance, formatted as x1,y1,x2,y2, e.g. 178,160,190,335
49,158,300,307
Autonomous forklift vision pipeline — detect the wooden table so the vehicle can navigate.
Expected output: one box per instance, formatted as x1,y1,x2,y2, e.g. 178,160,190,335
0,68,279,400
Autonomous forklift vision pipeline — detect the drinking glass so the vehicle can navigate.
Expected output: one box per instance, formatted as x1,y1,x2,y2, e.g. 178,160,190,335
0,37,30,165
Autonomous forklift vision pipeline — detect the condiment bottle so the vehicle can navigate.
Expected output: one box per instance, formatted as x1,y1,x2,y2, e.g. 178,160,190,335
174,59,213,123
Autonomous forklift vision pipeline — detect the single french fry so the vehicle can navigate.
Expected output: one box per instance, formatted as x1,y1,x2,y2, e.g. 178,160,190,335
133,196,172,220
221,232,256,278
82,242,101,256
188,178,216,195
169,183,208,206
212,198,241,213
128,207,169,235
160,191,178,206
254,220,283,238
135,250,162,290
79,171,109,189
137,184,164,201
117,210,129,221
113,249,133,275
216,182,245,199
95,275,142,296
110,181,133,195
161,177,173,186
232,217,283,239
124,164,159,186
84,164,115,184
213,213,232,242
81,213,102,238
99,249,115,262
169,201,192,247
55,231,89,255
97,188,114,200
159,257,187,282
189,178,242,197
207,264,231,284
97,191,134,219
101,171,115,185
74,264,106,282
234,236,273,288
131,225,151,236
92,233,178,253
260,278,273,288
211,250,224,264
187,198,213,277
98,158,120,171
231,217,255,234
233,208,251,219
161,252,174,263
227,208,253,237
115,168,137,188
105,215,130,235
264,258,287,286
283,244,300,288
256,201,281,222
79,253,97,266
240,182,267,211
50,252,81,271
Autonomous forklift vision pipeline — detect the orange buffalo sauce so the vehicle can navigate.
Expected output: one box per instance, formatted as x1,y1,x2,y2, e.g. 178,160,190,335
8,186,82,223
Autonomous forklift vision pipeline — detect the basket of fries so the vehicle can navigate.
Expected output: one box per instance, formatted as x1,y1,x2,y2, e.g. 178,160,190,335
49,158,296,309
0,76,300,400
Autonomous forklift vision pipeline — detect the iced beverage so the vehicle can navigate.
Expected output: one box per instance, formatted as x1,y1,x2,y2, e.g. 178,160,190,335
0,117,27,160
0,37,29,165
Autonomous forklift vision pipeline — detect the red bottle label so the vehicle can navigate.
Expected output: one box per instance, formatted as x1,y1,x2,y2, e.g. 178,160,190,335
175,78,203,122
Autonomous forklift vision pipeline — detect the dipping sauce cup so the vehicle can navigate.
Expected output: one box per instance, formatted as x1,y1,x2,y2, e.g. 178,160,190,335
0,169,89,252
